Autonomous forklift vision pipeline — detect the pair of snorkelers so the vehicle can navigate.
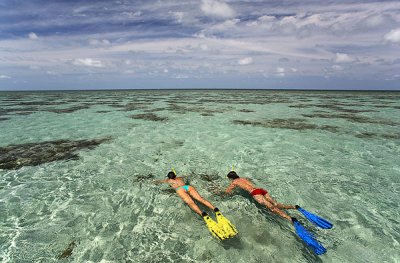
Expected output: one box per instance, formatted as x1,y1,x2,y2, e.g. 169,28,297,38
154,169,237,240
155,169,332,255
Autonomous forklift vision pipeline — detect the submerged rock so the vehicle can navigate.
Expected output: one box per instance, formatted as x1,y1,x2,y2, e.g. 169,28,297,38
0,137,111,170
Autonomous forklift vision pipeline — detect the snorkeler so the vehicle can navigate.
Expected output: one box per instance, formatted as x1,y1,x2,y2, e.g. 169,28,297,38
223,170,332,255
154,169,237,240
224,171,296,221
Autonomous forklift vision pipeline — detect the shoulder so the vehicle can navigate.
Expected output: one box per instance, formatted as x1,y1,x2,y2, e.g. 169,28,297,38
238,178,251,184
232,179,240,185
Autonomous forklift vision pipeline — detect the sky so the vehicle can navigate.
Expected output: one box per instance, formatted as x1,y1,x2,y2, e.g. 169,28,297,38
0,0,400,90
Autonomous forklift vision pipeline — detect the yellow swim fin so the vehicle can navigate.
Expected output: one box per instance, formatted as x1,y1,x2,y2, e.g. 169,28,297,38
202,212,227,240
215,208,238,238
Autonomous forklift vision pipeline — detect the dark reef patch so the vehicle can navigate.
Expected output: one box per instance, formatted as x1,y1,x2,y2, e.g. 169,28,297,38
288,104,315,109
372,104,400,110
167,103,229,115
382,133,400,139
354,132,377,139
233,118,338,132
0,137,111,170
129,113,168,122
302,113,398,126
0,117,10,121
198,172,220,182
160,140,184,148
1,107,38,116
1,104,93,116
133,173,155,183
96,110,111,113
17,101,61,106
143,107,168,113
107,103,126,108
197,97,291,105
161,188,176,195
46,105,91,114
57,241,77,260
239,109,255,113
118,102,149,112
355,132,400,140
289,103,377,113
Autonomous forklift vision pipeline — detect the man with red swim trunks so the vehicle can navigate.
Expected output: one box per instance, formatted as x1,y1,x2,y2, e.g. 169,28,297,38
224,171,296,222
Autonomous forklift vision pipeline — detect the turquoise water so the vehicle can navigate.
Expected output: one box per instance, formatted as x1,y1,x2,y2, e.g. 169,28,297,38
0,90,399,262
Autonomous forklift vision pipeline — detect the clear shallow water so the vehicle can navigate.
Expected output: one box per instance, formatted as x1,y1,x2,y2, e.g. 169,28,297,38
0,90,399,262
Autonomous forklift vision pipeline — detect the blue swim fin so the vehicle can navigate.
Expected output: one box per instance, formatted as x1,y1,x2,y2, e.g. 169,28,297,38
296,206,333,229
292,218,327,255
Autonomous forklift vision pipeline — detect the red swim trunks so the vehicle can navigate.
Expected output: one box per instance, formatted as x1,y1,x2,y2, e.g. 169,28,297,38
250,188,268,196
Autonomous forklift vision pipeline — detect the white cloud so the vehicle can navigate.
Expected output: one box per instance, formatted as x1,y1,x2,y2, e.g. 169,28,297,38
175,74,189,79
89,39,111,45
246,15,275,27
384,28,400,43
29,32,38,40
73,58,105,68
238,57,253,65
332,65,343,70
121,11,142,18
201,0,235,19
199,44,209,51
335,53,353,63
46,71,60,76
0,75,11,79
193,31,206,38
276,67,285,73
291,68,297,72
276,67,285,77
258,15,275,23
170,11,184,23
212,19,240,31
29,65,40,70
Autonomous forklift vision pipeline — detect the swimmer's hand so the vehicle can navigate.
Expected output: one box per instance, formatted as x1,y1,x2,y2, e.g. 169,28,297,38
153,179,168,185
209,186,227,197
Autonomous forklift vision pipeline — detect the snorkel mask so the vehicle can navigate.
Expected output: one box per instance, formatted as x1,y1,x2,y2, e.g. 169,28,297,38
227,165,239,179
167,168,177,179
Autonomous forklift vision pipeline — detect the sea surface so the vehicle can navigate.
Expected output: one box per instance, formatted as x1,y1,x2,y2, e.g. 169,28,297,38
0,90,399,263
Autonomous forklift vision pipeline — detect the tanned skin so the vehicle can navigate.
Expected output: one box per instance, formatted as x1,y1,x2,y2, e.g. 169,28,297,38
225,177,296,222
155,176,215,216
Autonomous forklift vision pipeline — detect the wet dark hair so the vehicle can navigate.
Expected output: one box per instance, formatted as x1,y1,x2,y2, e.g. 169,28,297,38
167,171,176,179
227,171,239,179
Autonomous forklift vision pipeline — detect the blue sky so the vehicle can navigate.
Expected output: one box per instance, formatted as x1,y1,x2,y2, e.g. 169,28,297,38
0,0,399,90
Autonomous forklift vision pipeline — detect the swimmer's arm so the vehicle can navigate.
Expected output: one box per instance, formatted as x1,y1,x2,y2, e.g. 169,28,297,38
153,179,169,184
224,182,237,194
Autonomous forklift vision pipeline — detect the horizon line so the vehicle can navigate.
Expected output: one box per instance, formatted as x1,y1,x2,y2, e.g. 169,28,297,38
0,88,399,92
